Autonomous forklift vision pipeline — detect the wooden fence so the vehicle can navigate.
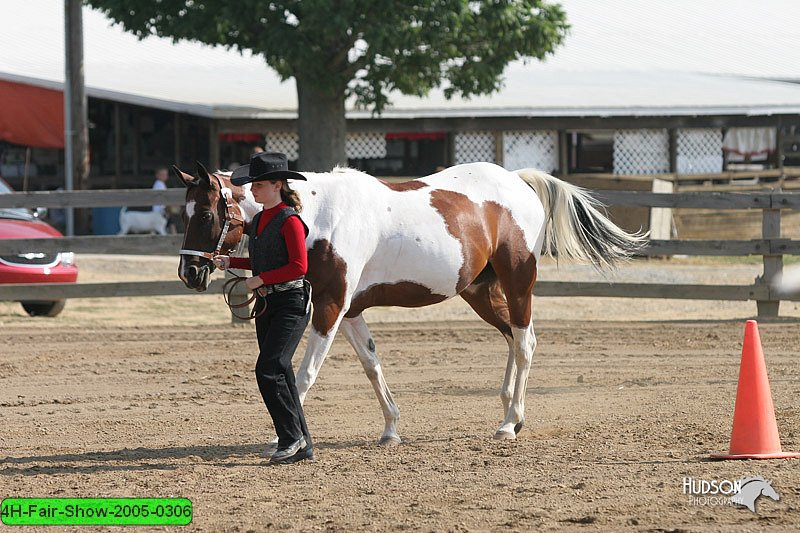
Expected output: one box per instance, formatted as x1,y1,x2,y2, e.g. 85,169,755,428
1,187,799,318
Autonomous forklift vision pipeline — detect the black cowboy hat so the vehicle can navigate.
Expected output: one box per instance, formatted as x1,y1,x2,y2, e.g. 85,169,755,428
230,152,306,185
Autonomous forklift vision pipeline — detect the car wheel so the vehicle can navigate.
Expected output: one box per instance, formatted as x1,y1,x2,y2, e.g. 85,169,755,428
21,300,67,317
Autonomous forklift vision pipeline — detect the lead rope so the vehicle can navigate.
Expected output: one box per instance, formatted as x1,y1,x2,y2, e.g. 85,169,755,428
222,275,267,320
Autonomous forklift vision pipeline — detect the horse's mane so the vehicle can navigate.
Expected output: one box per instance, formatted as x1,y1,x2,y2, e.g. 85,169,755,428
215,165,376,185
739,476,768,486
332,166,376,179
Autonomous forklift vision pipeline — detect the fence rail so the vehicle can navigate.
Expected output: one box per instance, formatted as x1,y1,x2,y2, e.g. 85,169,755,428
0,188,185,209
0,235,183,255
1,236,797,257
1,187,799,317
570,167,800,185
0,280,781,303
2,187,799,211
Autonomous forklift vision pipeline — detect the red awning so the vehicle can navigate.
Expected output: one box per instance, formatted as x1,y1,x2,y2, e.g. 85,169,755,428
0,79,65,149
219,132,263,143
385,131,446,141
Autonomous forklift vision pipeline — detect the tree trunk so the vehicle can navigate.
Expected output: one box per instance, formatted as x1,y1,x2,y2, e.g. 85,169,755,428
296,79,347,172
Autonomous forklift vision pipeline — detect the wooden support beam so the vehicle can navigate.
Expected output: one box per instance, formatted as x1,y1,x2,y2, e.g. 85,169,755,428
757,207,783,317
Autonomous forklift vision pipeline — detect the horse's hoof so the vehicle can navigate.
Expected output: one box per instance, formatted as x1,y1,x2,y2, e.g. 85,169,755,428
493,430,516,441
514,420,524,434
378,435,402,448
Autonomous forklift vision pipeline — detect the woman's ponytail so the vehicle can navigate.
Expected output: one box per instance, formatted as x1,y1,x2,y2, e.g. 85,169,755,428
280,182,303,213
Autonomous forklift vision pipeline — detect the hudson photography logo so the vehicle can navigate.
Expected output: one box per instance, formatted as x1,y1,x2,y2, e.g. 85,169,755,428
682,476,780,513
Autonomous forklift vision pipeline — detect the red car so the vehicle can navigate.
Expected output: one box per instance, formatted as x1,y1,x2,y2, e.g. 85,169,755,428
0,177,78,316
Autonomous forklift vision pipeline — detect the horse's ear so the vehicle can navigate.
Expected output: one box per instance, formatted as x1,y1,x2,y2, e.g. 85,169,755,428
195,161,212,185
172,165,197,188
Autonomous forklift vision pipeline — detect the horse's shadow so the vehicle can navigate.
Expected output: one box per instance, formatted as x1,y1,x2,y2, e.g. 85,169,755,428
1,440,375,476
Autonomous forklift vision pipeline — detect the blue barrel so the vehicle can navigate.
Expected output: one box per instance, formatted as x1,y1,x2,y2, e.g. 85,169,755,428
91,207,122,235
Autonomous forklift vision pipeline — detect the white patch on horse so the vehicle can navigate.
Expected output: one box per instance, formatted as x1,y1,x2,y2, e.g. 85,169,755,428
291,170,463,298
185,200,196,220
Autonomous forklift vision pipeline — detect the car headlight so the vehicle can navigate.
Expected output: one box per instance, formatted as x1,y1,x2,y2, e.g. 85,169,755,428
59,252,76,266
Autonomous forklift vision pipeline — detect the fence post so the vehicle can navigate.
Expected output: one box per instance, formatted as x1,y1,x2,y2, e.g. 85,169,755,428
757,197,782,318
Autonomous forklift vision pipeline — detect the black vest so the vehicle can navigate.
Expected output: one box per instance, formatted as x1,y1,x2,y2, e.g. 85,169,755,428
248,207,307,277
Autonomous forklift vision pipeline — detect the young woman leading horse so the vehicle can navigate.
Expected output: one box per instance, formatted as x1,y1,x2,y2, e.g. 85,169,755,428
212,152,314,465
175,159,646,449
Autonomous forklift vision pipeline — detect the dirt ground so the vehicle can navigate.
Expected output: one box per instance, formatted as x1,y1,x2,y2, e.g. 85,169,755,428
2,255,800,531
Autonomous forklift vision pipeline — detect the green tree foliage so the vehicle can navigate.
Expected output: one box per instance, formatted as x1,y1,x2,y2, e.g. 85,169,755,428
85,0,569,170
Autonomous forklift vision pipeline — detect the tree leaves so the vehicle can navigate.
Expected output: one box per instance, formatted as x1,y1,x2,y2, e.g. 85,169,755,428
85,0,569,112
84,0,568,168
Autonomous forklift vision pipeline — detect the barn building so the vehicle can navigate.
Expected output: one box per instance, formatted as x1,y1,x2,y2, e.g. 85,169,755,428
3,69,800,193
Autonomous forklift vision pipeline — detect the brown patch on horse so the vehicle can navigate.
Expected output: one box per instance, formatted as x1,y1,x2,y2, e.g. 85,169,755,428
430,189,536,327
459,265,514,338
379,180,426,191
346,282,447,318
429,189,495,293
306,239,348,335
213,173,248,230
491,225,537,327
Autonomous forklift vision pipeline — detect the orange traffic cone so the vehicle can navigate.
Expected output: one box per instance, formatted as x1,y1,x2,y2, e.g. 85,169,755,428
711,320,800,459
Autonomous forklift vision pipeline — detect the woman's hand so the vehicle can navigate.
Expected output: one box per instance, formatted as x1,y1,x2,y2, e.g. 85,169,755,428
212,255,230,270
245,276,264,291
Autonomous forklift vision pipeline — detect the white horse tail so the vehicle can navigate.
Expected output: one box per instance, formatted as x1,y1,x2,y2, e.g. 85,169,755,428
516,168,648,269
774,264,800,296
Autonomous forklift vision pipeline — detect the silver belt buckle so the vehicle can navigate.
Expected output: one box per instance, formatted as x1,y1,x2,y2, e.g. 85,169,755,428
304,280,312,314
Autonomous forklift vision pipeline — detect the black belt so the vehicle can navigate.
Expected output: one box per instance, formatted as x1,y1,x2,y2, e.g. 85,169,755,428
256,277,305,297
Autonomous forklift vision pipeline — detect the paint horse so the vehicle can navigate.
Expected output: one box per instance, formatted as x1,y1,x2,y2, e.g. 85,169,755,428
175,162,646,445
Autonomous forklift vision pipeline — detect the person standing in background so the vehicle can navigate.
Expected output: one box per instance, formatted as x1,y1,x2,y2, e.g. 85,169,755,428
151,166,169,216
152,166,181,233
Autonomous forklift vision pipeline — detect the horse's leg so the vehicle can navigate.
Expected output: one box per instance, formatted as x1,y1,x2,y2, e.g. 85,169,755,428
494,321,536,440
459,272,517,420
490,256,538,441
295,313,346,404
340,314,401,447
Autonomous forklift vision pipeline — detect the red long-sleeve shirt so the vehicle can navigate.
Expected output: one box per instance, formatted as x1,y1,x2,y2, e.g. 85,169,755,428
228,202,308,285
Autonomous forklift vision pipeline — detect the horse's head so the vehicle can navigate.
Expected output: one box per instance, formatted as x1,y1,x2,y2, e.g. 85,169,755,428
732,476,780,512
760,480,780,502
174,162,246,292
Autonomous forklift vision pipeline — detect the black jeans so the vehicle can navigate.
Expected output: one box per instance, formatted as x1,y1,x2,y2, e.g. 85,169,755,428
254,286,312,449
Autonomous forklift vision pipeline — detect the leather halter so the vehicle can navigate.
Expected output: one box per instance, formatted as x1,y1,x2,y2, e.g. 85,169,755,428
179,174,244,261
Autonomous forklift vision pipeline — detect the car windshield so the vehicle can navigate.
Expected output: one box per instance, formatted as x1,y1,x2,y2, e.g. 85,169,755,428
0,179,34,221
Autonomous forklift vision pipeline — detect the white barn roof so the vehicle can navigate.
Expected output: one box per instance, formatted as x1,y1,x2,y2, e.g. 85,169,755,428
2,0,800,120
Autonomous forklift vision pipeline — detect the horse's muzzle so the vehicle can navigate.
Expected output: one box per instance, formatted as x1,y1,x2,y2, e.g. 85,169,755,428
179,259,213,292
